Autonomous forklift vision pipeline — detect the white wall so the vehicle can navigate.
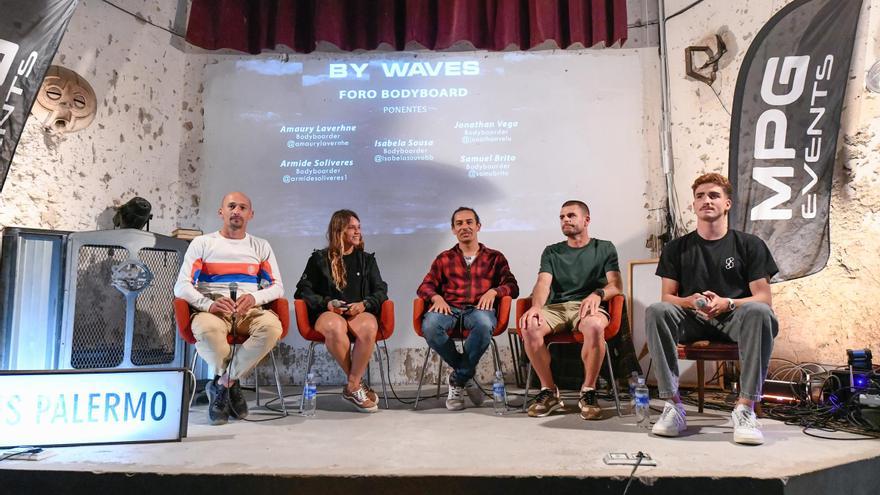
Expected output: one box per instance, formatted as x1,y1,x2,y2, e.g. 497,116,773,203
0,0,188,233
659,0,880,364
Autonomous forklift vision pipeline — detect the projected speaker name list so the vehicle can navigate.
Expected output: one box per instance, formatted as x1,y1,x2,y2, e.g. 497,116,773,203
373,138,435,163
280,124,356,183
457,120,519,178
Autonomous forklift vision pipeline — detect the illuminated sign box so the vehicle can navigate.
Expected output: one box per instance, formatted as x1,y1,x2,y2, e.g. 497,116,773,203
0,368,189,447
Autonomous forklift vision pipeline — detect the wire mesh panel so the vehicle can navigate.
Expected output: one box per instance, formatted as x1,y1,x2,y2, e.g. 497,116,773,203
70,245,128,369
60,230,189,370
132,248,181,365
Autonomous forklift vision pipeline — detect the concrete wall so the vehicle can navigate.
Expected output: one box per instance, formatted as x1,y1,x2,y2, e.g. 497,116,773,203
661,0,880,364
0,0,188,234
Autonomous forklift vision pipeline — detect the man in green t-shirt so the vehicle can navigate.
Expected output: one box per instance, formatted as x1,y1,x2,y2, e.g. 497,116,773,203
519,200,622,420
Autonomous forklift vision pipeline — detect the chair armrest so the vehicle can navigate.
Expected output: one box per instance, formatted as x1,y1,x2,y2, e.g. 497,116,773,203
293,299,314,339
494,296,512,336
412,297,426,336
267,298,290,339
378,299,395,339
514,297,533,334
173,298,196,344
603,294,625,340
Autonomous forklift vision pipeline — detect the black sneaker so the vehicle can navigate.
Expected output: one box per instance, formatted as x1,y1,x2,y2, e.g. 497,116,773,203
228,381,249,419
578,389,602,420
206,380,230,425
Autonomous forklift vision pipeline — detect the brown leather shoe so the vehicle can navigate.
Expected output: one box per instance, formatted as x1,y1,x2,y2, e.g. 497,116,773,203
527,387,564,417
579,389,602,420
343,385,378,413
359,382,378,404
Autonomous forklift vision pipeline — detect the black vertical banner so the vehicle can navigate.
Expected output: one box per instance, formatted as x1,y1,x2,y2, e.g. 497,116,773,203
0,0,79,192
729,0,862,282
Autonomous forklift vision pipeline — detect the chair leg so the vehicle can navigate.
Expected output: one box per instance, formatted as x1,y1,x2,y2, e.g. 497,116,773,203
435,357,444,399
255,360,262,407
300,342,318,413
374,346,389,409
605,344,622,417
522,362,533,413
413,348,432,410
188,351,199,410
697,359,705,413
490,338,502,374
508,332,522,388
269,347,288,416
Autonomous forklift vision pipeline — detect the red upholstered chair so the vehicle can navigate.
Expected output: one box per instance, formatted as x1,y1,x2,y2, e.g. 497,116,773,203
174,297,291,415
677,341,741,413
293,299,395,411
515,294,625,416
411,296,512,410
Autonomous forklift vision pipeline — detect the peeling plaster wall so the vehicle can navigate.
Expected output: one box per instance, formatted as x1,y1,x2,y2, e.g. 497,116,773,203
0,0,187,234
251,341,521,388
662,0,880,364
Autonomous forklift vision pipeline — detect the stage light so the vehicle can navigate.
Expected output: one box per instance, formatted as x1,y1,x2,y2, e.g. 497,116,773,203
113,196,153,230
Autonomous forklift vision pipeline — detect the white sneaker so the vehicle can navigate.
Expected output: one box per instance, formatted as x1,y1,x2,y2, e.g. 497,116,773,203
651,401,687,437
465,379,485,406
445,374,465,411
732,404,764,445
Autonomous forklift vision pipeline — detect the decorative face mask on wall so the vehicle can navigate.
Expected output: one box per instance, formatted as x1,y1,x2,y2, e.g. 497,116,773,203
31,65,97,133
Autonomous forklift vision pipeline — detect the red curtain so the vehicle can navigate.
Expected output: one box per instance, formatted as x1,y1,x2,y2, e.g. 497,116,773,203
186,0,628,54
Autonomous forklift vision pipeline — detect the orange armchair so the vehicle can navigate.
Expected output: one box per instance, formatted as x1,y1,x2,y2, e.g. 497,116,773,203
173,297,290,415
293,299,395,410
514,294,625,416
411,296,512,410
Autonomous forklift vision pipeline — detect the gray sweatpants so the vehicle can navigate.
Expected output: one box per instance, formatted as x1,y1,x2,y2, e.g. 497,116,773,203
645,302,778,401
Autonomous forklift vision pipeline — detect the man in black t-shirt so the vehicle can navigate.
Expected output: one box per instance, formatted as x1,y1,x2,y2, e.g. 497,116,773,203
646,173,778,445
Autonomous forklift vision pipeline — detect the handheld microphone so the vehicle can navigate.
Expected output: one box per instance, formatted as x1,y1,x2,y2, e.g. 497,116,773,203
229,282,239,335
330,299,350,312
694,297,724,329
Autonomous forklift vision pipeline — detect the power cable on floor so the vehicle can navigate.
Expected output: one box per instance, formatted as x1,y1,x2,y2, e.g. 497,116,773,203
621,451,646,495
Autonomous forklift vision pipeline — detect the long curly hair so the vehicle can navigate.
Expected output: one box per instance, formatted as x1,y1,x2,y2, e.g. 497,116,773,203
327,209,364,290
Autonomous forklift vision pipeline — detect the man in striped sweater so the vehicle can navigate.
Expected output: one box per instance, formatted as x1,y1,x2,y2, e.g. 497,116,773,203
174,192,284,425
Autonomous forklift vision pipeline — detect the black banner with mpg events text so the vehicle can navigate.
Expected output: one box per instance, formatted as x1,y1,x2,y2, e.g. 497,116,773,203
729,0,862,282
0,0,78,192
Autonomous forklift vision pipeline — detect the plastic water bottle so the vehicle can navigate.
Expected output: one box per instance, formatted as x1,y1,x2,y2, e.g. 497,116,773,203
628,371,639,413
301,373,317,417
634,376,650,428
493,371,507,415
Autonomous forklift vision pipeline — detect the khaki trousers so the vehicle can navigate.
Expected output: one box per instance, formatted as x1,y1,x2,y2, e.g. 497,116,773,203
191,307,283,380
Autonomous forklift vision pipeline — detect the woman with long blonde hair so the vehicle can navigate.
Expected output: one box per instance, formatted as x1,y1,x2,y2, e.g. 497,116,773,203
295,210,388,412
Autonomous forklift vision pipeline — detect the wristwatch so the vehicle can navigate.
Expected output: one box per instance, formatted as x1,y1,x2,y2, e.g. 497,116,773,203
727,298,736,311
594,288,606,300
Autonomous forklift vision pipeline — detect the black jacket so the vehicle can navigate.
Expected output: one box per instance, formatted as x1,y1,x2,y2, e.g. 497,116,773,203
294,248,388,322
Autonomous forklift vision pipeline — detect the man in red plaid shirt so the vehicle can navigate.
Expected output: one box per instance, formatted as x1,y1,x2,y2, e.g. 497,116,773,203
417,207,519,410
